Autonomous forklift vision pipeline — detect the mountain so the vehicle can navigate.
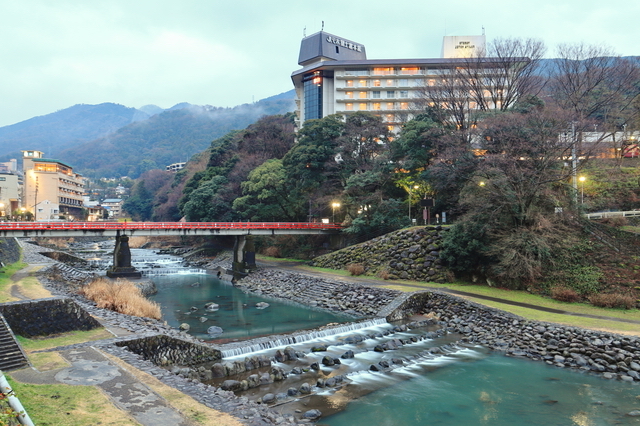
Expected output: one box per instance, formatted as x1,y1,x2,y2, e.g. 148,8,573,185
0,103,149,162
58,92,296,178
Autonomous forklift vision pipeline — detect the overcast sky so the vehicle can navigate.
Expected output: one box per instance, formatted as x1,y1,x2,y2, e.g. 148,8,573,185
1,0,638,128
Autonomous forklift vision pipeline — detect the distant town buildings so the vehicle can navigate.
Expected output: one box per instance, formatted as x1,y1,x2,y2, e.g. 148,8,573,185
166,162,186,172
101,198,123,218
22,150,85,221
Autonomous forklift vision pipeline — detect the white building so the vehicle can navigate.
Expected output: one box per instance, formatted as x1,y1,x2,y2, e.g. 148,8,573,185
291,31,510,133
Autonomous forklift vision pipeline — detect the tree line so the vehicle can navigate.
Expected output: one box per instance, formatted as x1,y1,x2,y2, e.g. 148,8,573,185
124,39,640,290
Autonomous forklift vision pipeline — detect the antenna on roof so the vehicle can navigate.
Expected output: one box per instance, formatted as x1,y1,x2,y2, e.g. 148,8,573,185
322,21,324,31
482,25,485,36
303,26,306,37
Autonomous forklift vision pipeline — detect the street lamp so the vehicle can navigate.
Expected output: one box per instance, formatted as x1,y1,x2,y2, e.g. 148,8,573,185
408,185,419,220
331,202,340,223
579,176,586,204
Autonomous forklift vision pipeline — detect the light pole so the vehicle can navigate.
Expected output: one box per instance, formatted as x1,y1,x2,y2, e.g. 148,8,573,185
331,202,340,223
579,176,586,204
408,185,419,220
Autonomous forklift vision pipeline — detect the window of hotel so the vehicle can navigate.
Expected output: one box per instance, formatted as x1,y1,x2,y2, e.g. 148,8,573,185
400,67,420,75
386,114,394,122
359,103,367,110
346,80,354,87
373,80,381,87
386,91,395,98
345,69,369,76
386,79,394,87
399,90,409,98
359,80,367,87
400,102,409,110
0,177,5,181
427,79,436,86
346,103,353,111
359,91,367,99
398,79,409,86
469,101,477,109
373,103,381,110
386,102,394,110
346,91,354,99
388,125,394,132
372,91,380,99
303,73,323,121
373,67,394,75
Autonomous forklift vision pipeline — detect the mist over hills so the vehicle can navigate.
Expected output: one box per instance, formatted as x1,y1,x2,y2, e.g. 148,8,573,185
0,91,296,178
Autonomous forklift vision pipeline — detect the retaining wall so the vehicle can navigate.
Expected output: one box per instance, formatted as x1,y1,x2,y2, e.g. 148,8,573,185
0,297,101,338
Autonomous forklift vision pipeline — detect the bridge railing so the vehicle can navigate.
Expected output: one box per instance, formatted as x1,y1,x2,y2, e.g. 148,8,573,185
0,221,343,231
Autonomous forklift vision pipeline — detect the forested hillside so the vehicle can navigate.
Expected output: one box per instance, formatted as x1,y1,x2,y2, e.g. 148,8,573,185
0,103,147,161
60,95,295,178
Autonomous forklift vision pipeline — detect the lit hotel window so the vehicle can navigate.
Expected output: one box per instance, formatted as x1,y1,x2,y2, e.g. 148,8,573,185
359,80,367,87
400,102,409,110
346,91,354,99
346,103,353,111
373,67,394,75
388,125,394,132
346,80,354,87
373,103,381,110
386,79,394,87
386,114,394,122
386,103,394,110
400,67,420,75
359,91,367,99
359,103,367,110
373,80,381,87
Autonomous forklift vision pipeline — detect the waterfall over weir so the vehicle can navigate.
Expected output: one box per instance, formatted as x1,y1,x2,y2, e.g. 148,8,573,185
220,318,388,358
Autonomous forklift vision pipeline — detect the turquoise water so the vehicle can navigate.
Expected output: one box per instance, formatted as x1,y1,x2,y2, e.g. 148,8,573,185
150,274,356,341
322,353,640,426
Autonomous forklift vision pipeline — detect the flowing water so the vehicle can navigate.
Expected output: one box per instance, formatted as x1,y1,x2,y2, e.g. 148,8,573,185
321,353,640,426
68,240,640,423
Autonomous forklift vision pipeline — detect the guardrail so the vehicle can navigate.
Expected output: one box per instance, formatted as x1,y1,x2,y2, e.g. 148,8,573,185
584,211,640,220
0,221,342,232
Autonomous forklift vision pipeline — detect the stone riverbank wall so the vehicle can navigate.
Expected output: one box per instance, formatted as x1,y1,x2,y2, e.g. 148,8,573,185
0,297,102,338
309,226,451,282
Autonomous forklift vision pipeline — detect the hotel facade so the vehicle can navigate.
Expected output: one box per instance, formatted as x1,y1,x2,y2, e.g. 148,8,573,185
291,31,509,132
22,150,85,221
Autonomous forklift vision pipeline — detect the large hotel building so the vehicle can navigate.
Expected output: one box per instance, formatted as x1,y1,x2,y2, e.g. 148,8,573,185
291,31,488,132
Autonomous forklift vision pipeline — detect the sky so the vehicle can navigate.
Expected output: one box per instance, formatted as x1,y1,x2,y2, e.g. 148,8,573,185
1,0,638,128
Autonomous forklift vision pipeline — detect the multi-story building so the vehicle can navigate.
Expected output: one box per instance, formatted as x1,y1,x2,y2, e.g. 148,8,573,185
22,150,84,221
101,198,123,218
0,170,20,218
166,162,186,173
291,31,508,132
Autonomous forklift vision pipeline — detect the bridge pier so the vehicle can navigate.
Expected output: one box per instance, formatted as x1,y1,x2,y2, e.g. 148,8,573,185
232,235,256,277
106,232,142,279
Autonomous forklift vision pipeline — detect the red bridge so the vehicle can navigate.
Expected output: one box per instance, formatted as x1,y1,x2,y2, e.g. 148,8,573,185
0,221,342,238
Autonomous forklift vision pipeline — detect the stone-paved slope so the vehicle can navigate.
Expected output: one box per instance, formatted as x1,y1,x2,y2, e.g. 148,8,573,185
309,226,450,282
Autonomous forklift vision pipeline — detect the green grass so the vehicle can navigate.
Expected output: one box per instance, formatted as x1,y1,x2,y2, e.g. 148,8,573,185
4,376,139,426
256,254,307,263
0,261,27,302
16,328,113,352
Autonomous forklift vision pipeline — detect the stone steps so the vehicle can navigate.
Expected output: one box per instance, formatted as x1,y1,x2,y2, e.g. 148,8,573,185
0,314,29,371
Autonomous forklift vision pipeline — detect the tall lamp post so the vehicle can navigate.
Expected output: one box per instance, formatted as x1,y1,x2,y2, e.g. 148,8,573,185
331,202,340,223
408,185,419,220
579,176,586,204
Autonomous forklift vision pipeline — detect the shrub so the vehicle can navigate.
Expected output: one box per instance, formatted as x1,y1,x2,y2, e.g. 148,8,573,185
601,216,628,227
263,246,281,258
550,287,580,303
588,293,636,309
79,278,162,319
377,270,390,280
347,263,365,276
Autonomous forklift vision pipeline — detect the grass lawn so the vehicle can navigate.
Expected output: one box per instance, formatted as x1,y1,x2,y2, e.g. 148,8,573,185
0,262,27,302
5,376,140,426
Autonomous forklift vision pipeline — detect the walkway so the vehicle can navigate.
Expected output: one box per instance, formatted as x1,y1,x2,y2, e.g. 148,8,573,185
257,260,640,326
10,346,193,426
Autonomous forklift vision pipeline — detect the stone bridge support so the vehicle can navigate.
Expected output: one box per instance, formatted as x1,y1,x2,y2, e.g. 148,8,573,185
232,235,256,277
107,232,142,279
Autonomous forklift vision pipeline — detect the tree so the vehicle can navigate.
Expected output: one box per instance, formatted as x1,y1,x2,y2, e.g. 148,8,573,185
415,37,546,131
233,159,305,221
180,176,228,221
439,108,583,288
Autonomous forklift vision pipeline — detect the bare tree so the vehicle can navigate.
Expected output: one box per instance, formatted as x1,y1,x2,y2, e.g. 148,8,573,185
415,37,546,131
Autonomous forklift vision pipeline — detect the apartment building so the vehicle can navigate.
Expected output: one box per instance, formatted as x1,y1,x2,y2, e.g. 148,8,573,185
22,150,84,221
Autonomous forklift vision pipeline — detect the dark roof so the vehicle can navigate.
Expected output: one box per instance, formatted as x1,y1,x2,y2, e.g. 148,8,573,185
298,31,367,66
